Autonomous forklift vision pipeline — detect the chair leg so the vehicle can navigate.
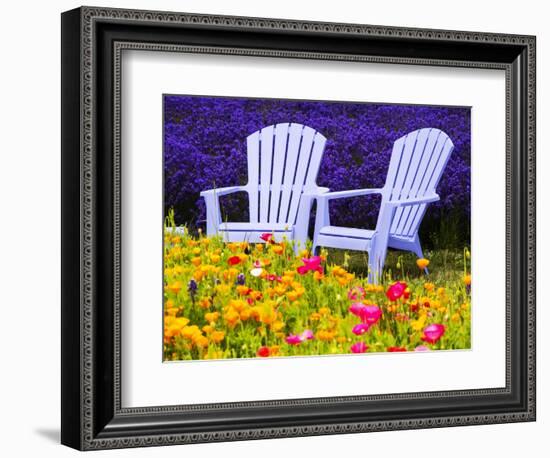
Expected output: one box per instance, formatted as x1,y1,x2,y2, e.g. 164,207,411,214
367,250,379,284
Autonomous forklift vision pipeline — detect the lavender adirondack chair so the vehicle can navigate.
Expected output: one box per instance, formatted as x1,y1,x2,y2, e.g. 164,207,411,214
201,123,328,249
309,128,454,282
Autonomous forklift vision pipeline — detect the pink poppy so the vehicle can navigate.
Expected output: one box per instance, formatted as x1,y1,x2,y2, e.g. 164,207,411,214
352,323,370,335
266,273,282,282
285,334,302,345
362,305,382,324
260,233,274,243
386,281,407,301
349,303,382,325
350,342,368,353
349,302,368,317
415,345,430,352
297,256,323,275
285,329,314,345
347,286,366,301
421,324,446,344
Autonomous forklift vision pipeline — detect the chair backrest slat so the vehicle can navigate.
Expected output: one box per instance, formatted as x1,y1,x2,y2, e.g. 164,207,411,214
246,131,260,223
247,123,326,225
379,128,454,239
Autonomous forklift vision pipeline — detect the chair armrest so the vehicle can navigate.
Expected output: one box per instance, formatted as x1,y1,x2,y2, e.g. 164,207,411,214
316,188,383,201
200,186,246,198
302,187,330,197
387,193,440,207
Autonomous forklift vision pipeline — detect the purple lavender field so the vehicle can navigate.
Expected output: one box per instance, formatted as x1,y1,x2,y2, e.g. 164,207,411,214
163,95,470,248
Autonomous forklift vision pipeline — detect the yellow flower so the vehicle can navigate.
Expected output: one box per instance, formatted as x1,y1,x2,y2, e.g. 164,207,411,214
193,269,206,282
272,320,285,332
464,275,471,286
255,244,264,252
317,330,336,341
319,307,331,316
191,256,202,266
165,307,179,316
164,317,190,337
210,254,220,264
214,285,230,297
313,271,324,281
451,313,461,322
240,309,251,321
299,249,309,258
281,275,293,285
227,243,240,253
204,311,219,322
192,247,201,255
273,285,287,296
194,335,209,348
309,312,321,321
224,309,240,327
166,281,182,294
411,315,427,331
236,285,251,296
286,291,299,302
221,268,239,282
182,325,201,340
199,298,212,309
269,345,280,356
210,331,225,343
424,282,435,292
228,299,248,312
249,290,263,301
238,253,249,262
416,258,430,270
202,325,214,334
271,245,284,255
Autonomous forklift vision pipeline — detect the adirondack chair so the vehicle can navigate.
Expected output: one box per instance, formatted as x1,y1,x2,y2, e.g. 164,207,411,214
309,128,454,282
200,123,329,249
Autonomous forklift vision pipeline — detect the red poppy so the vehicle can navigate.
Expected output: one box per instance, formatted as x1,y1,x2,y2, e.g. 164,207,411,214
256,346,271,357
228,256,241,266
387,346,407,352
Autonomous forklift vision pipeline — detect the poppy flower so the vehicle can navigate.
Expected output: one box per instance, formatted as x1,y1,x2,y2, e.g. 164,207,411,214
349,303,382,325
260,233,274,243
416,258,430,270
352,323,370,335
350,342,368,353
421,324,445,344
297,256,323,275
228,256,241,266
386,281,407,301
257,346,271,357
285,334,303,345
387,346,407,352
285,329,314,345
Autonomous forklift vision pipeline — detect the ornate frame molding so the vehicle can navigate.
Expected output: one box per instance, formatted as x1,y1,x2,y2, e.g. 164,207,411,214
61,6,536,450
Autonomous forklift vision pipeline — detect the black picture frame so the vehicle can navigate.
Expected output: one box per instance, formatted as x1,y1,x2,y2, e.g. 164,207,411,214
61,6,536,450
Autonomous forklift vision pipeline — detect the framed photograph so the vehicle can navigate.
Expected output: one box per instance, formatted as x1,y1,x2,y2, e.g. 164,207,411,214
61,6,536,450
